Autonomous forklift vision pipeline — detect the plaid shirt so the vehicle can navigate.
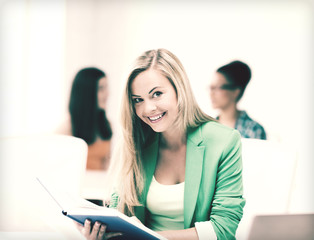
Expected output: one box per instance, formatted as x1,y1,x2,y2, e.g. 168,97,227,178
217,111,267,140
235,111,266,140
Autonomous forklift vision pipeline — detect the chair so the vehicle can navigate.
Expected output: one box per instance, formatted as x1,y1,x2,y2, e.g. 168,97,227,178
0,134,88,239
236,138,298,240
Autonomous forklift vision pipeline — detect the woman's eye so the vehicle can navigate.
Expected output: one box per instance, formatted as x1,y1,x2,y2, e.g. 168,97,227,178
152,91,162,98
133,98,143,104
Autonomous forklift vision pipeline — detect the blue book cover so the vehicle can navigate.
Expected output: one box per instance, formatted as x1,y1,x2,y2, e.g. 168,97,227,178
63,208,164,240
37,177,167,240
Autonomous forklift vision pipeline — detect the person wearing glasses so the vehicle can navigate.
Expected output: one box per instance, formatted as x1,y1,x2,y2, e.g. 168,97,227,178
209,60,267,140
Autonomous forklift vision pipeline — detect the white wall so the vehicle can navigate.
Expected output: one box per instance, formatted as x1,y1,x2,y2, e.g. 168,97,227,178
63,1,314,193
2,0,312,143
1,0,313,215
0,0,66,136
69,1,313,134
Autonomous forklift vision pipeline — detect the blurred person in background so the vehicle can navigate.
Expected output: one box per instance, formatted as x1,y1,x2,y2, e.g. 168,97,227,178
57,67,113,170
209,60,267,140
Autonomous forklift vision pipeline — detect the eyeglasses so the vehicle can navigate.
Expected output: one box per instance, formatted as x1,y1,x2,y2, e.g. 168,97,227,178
209,84,237,92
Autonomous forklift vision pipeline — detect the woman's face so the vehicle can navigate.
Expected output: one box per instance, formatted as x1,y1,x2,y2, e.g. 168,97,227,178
131,69,178,133
209,72,239,110
97,77,108,110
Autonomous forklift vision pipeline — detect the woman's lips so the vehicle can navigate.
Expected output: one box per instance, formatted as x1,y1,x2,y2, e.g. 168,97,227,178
147,112,166,123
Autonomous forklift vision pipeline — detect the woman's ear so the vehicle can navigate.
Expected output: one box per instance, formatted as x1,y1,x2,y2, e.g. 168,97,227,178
232,88,241,102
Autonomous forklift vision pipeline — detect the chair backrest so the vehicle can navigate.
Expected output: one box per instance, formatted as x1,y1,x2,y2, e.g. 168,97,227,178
0,134,87,238
236,138,298,240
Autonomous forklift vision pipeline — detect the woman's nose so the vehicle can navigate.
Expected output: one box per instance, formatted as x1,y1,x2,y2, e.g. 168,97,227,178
144,100,157,113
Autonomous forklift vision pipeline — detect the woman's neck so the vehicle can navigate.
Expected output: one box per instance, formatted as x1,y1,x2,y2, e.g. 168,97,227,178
219,104,239,128
160,128,187,151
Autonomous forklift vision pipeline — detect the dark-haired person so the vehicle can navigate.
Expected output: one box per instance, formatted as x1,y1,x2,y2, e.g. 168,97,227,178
209,60,267,140
58,67,113,170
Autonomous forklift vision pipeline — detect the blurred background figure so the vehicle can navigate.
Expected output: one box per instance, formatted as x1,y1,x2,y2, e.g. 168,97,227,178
57,67,113,170
209,60,267,140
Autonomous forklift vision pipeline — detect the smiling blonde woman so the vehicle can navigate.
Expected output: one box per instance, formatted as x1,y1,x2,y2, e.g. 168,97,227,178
78,49,245,240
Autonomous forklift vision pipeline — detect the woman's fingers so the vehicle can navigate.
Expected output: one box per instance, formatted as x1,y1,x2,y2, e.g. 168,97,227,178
90,221,101,239
83,219,92,236
76,219,121,240
98,224,106,239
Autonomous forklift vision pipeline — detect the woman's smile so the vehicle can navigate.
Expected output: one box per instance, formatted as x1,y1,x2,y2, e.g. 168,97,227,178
147,112,166,123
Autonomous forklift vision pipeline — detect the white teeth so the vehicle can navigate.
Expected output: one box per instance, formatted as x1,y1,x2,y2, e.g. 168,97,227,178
149,113,163,121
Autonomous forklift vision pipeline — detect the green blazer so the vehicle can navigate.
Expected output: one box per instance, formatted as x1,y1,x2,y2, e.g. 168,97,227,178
112,121,245,239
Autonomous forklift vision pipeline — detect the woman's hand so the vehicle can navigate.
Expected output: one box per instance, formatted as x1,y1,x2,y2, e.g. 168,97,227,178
74,219,122,240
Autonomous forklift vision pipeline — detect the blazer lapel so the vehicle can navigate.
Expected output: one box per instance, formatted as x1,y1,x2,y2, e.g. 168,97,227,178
135,135,159,224
141,130,205,228
184,127,205,228
142,135,159,203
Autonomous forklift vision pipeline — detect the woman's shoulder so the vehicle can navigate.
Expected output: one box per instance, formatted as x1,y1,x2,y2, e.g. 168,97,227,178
200,121,240,136
190,121,241,146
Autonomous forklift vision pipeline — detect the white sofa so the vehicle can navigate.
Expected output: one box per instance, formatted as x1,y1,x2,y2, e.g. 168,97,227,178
0,134,88,239
236,138,301,240
1,135,311,240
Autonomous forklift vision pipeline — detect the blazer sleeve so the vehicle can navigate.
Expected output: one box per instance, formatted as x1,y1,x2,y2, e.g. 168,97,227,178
109,192,119,209
210,130,246,240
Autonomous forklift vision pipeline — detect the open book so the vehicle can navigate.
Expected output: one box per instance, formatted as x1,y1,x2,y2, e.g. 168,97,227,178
37,178,167,240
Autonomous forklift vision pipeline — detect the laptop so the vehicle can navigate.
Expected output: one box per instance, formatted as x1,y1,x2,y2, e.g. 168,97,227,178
247,214,314,240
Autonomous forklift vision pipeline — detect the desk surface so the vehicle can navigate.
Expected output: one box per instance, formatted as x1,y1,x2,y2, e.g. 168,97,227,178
0,232,69,240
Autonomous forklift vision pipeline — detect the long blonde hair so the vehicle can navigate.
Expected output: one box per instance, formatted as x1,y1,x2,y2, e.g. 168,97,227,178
111,49,214,215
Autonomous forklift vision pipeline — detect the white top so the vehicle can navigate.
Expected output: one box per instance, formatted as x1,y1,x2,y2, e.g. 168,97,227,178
146,176,217,240
146,176,185,231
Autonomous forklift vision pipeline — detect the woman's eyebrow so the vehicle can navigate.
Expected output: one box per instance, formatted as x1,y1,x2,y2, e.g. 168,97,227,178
132,86,161,97
149,86,160,94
